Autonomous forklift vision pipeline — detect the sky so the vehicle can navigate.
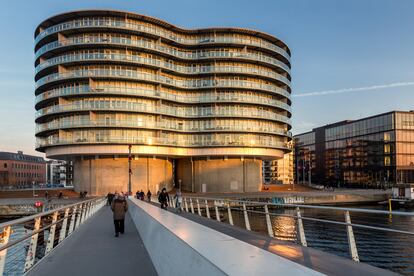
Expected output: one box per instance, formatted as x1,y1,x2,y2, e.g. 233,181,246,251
0,0,413,156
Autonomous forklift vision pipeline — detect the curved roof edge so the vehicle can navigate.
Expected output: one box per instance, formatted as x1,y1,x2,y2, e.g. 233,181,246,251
34,9,291,56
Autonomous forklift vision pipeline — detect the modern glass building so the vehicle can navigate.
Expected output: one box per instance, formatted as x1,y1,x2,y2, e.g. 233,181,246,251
34,10,292,195
294,111,414,188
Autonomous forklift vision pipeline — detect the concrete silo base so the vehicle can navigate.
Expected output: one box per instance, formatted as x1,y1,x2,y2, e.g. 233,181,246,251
176,158,262,193
73,156,173,196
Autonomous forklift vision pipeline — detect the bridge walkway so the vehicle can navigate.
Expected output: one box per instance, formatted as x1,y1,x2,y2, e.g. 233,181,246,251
26,206,157,276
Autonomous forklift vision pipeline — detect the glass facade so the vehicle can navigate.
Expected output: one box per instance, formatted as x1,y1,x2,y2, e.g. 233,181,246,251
294,112,414,188
34,10,292,159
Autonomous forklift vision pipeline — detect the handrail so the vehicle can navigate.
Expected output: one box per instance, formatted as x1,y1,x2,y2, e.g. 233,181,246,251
0,197,98,229
0,197,106,275
177,195,414,265
185,196,414,216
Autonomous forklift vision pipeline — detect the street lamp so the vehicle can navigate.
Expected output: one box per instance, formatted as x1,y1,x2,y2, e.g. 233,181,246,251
128,145,132,197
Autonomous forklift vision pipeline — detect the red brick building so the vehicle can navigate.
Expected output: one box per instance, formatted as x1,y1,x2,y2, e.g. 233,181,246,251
0,151,46,187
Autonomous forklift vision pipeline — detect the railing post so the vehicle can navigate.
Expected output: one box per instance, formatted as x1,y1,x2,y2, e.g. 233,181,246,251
227,203,234,225
45,211,59,255
171,196,176,208
296,207,307,247
0,226,11,276
345,211,360,262
59,208,70,243
24,216,41,272
196,199,201,216
190,198,195,214
205,200,210,219
76,203,83,227
264,205,274,237
214,201,220,222
184,198,189,212
68,206,77,235
242,203,251,231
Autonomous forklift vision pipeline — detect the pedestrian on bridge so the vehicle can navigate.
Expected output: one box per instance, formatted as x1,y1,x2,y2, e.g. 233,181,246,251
174,189,183,213
147,190,152,202
158,188,169,210
111,193,128,237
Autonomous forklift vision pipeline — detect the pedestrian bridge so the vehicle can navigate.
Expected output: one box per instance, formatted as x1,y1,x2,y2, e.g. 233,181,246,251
0,197,400,275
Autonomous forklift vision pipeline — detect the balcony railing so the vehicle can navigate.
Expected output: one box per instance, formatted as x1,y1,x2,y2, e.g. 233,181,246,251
35,101,291,124
35,37,290,73
35,17,291,61
35,52,290,86
35,119,292,137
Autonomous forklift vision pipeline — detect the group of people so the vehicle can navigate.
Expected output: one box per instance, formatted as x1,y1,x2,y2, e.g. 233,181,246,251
107,188,184,237
136,190,152,202
157,188,183,213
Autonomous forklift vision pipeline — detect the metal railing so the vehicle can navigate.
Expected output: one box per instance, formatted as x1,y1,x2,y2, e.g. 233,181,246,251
172,196,414,263
0,197,106,275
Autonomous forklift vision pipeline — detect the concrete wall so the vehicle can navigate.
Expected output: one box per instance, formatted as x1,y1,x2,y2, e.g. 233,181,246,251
74,157,173,196
176,158,262,193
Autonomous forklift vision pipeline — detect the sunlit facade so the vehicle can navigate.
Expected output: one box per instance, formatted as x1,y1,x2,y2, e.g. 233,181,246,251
34,10,292,195
294,111,414,188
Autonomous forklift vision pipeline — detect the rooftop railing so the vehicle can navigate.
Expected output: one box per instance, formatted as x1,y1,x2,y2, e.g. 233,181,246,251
0,197,105,275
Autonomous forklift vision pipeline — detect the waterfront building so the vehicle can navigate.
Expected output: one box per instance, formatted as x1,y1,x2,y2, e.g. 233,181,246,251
263,151,294,185
294,111,414,188
34,10,292,195
46,160,73,186
0,151,46,187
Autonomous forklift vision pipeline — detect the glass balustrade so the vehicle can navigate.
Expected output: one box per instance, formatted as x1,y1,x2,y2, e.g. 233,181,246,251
35,102,291,124
35,119,292,137
35,134,288,149
35,37,290,73
35,85,291,112
35,17,290,61
35,52,290,86
35,69,291,100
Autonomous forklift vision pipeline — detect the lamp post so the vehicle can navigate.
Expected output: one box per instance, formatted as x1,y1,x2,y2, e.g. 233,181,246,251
128,145,132,197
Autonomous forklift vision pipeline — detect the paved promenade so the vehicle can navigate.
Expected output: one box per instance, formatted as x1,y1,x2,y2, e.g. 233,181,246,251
26,206,157,276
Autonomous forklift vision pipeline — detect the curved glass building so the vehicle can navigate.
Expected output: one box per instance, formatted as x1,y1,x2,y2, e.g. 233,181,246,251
34,10,292,195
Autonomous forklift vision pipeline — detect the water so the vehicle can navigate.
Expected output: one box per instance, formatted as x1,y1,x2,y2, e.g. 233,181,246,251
230,205,414,275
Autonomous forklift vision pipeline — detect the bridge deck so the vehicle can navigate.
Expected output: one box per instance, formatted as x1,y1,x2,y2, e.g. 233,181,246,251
26,206,157,276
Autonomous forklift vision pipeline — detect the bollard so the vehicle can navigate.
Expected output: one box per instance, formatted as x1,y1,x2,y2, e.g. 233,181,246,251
296,207,307,247
214,201,221,222
227,203,234,225
45,211,59,255
345,211,360,262
242,203,251,231
24,217,41,272
184,198,189,212
196,199,202,216
205,199,211,219
59,208,70,243
0,226,11,275
264,205,274,237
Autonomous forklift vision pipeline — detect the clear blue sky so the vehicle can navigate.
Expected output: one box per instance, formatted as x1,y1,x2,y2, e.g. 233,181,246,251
0,0,413,156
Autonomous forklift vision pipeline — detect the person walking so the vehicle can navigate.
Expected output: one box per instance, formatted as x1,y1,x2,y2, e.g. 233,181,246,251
111,193,128,237
158,188,169,210
147,190,152,202
173,189,183,213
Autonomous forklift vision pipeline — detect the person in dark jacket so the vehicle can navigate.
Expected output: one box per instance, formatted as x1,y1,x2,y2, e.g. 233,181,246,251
147,190,152,202
111,193,128,237
158,188,169,210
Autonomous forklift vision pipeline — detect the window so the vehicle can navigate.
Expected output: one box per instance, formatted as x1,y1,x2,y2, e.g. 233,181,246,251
3,163,6,169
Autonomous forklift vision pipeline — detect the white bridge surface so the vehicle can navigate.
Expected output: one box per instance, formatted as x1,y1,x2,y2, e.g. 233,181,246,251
129,198,324,276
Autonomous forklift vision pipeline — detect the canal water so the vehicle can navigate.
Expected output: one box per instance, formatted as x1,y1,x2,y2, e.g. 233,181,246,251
230,205,414,275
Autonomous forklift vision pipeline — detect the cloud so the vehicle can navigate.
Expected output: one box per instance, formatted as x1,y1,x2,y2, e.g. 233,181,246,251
294,81,414,97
